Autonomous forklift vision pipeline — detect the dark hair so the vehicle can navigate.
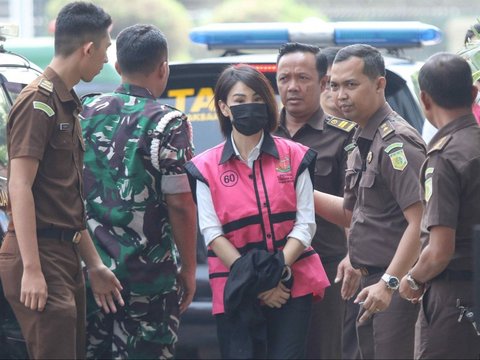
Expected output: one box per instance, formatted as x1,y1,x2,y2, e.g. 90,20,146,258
214,64,278,137
116,24,168,75
277,42,327,78
464,23,480,46
55,1,111,57
418,52,473,109
334,44,385,79
321,47,342,68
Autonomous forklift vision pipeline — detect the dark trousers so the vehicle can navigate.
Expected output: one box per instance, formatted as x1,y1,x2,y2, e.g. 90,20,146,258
216,294,312,359
305,260,344,359
0,233,86,359
415,277,480,359
357,272,419,359
343,292,361,360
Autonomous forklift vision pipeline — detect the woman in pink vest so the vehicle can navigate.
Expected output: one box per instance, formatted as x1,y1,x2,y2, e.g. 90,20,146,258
185,64,329,359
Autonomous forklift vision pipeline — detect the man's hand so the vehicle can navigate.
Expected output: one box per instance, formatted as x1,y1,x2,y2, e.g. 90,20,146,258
355,280,393,322
335,255,361,300
20,267,48,311
177,267,196,313
399,275,424,304
258,282,291,308
88,265,124,314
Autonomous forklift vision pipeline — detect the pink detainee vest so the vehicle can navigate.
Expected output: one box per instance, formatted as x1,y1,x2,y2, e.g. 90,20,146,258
188,135,330,314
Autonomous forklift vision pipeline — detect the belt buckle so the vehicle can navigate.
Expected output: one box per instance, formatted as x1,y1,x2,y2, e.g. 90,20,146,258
72,231,81,244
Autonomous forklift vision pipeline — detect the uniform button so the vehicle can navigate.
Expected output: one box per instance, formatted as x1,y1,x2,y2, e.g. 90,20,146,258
267,234,272,239
248,174,253,179
263,202,267,207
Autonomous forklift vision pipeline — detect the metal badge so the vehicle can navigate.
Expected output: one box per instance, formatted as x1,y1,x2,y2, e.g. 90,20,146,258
367,151,373,163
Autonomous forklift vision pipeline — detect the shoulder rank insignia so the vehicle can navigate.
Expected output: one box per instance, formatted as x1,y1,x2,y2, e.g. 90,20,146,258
327,117,356,132
38,79,53,93
33,101,55,117
427,135,451,155
379,120,395,139
385,142,407,171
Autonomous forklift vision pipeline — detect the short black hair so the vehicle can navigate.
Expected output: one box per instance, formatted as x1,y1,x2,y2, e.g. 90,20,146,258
54,1,111,57
418,52,474,109
334,44,385,79
116,24,168,75
321,47,342,68
214,64,278,137
277,42,328,78
464,23,480,46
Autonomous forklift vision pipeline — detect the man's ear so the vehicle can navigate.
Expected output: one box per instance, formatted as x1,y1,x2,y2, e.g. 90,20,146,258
319,74,328,92
114,61,121,76
376,76,386,92
420,90,432,111
82,41,95,57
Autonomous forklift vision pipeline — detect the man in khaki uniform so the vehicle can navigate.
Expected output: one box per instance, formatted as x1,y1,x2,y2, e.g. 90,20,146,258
0,2,124,359
399,52,480,359
314,44,425,359
275,42,356,359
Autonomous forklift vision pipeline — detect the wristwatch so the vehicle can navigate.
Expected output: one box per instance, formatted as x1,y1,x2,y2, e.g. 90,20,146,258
381,273,400,291
406,273,423,291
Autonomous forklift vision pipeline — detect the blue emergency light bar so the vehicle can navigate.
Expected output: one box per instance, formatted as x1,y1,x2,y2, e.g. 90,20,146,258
189,21,442,50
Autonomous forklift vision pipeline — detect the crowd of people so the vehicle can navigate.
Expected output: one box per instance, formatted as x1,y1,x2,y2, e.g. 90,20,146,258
0,1,479,359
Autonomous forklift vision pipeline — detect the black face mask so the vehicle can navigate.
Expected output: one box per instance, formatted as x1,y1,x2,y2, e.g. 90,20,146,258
230,103,269,136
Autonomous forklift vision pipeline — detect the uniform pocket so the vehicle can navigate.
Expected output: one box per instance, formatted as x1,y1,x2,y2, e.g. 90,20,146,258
42,130,74,179
359,171,375,188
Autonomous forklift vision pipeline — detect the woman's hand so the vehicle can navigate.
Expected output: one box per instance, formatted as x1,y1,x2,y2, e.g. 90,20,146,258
258,282,291,308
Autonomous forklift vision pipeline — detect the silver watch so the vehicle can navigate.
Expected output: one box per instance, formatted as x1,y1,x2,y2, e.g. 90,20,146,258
406,273,422,291
381,273,400,291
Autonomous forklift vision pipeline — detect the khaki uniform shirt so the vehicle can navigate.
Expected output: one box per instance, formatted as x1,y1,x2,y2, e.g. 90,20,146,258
275,107,356,261
7,67,85,230
344,103,426,269
421,114,480,272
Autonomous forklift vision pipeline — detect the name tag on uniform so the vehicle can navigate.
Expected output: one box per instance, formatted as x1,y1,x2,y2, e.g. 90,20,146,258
59,123,70,131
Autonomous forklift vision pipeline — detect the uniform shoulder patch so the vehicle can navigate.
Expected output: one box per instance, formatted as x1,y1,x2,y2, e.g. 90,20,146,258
38,79,53,93
326,117,356,132
379,120,395,139
33,101,55,117
427,135,451,155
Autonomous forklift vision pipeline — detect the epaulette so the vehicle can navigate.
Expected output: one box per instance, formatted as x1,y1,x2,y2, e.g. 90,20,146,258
37,79,53,96
427,135,451,155
379,120,395,139
326,117,356,133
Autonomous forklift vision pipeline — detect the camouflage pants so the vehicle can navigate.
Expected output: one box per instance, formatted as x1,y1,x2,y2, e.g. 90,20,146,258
86,289,180,359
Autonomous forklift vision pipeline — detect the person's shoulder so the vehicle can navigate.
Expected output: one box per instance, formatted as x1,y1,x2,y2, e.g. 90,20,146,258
378,114,425,147
12,76,56,118
324,115,357,135
152,104,188,131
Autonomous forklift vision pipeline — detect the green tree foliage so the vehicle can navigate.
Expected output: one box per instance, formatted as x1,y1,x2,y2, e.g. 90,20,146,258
46,0,192,61
209,0,325,23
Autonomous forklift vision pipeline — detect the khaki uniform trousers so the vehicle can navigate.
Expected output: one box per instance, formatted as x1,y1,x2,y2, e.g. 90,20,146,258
357,272,419,359
0,233,86,359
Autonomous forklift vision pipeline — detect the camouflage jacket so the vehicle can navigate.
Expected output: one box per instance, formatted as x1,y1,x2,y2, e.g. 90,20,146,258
81,84,194,295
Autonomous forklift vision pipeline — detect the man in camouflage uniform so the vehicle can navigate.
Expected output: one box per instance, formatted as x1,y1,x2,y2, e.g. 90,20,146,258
81,24,197,359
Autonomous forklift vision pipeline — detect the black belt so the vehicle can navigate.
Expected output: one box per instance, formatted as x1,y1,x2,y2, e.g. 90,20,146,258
434,269,473,282
358,265,386,276
36,228,81,244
